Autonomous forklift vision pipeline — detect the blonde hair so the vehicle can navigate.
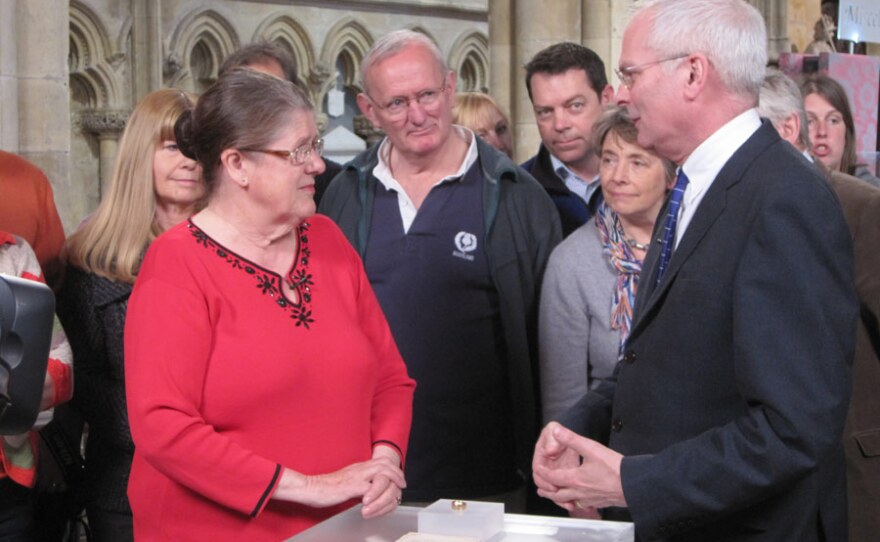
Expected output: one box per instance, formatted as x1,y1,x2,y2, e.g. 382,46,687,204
453,92,508,132
66,89,197,283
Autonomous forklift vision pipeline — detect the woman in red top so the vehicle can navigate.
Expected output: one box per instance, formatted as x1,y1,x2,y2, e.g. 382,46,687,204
124,69,415,540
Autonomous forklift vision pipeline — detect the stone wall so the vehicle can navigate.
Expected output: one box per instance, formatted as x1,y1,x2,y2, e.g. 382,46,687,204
4,0,489,232
3,0,876,231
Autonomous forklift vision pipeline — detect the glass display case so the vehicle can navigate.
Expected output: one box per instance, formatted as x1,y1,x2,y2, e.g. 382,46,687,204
287,505,634,542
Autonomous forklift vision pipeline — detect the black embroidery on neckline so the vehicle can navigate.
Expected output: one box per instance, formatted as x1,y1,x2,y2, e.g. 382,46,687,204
188,220,315,329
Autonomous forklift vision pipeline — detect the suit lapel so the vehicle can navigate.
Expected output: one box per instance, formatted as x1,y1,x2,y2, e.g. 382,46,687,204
633,197,667,316
630,122,779,339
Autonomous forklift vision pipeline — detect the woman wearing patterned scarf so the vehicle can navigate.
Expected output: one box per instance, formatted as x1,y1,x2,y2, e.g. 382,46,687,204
539,105,675,432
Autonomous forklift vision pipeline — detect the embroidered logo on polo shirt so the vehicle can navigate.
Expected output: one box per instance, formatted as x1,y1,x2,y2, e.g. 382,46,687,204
453,231,477,261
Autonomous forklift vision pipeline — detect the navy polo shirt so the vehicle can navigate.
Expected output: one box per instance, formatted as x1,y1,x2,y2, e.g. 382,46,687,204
364,158,520,500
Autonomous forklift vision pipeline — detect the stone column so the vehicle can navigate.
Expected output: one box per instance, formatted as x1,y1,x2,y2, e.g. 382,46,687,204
511,0,582,161
0,0,18,149
488,0,513,128
749,0,790,63
582,0,613,79
14,0,72,230
131,0,163,100
80,110,129,199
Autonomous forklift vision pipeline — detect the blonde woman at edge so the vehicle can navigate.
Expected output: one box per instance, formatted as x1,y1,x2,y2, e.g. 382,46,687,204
55,89,204,542
453,91,514,158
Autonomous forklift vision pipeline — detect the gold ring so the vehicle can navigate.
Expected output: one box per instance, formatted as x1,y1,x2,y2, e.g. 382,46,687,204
574,500,584,509
451,500,467,511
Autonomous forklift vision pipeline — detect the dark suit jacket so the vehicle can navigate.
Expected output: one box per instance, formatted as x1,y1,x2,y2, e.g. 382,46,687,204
822,168,880,541
562,122,857,541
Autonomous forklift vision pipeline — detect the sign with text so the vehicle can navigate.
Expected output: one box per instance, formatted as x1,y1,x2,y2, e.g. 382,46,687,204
838,1,880,44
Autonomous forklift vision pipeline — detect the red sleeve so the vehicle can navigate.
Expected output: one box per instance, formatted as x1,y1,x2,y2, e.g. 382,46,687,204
46,331,74,407
124,243,282,517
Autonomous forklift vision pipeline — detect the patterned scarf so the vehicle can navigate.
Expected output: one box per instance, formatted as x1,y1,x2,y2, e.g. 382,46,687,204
594,201,644,354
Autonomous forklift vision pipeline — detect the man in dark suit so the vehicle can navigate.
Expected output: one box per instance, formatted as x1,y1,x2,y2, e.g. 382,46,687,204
757,68,880,542
532,1,857,541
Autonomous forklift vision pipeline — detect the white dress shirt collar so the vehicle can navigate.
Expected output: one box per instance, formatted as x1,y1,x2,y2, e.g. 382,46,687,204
675,108,762,246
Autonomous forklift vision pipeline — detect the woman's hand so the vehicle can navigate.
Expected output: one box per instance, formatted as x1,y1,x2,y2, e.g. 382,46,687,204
360,445,405,518
273,455,405,509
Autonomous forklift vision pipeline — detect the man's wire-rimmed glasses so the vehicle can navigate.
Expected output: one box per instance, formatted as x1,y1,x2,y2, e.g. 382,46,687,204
366,85,448,117
615,54,689,89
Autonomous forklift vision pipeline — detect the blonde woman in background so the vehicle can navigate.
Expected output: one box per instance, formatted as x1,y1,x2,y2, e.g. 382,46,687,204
453,91,514,158
56,89,204,542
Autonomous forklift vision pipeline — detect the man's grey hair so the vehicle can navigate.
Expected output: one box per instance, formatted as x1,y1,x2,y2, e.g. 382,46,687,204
757,68,811,150
359,29,448,94
629,0,767,99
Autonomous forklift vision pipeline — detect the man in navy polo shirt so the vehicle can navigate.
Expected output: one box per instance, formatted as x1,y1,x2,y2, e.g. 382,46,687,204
522,43,614,237
320,29,561,511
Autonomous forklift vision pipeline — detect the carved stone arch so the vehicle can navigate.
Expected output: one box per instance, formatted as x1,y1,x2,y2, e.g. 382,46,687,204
116,16,133,62
319,17,373,97
448,31,489,93
69,1,124,108
317,18,374,140
166,8,238,92
253,14,316,94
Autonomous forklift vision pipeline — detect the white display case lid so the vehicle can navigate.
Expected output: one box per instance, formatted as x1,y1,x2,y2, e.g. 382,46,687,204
287,505,634,542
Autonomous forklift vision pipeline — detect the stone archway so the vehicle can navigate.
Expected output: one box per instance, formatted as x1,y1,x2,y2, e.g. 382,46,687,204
69,1,128,215
449,31,489,92
319,18,375,143
253,13,317,97
165,8,238,92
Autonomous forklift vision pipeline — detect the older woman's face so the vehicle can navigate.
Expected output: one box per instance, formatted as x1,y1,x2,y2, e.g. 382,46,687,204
153,140,204,210
805,92,846,172
243,110,325,222
473,107,513,158
599,130,671,224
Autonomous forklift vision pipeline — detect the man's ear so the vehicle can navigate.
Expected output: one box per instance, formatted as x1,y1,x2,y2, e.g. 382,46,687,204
357,92,380,128
778,112,801,147
682,53,710,101
600,84,615,106
446,70,458,98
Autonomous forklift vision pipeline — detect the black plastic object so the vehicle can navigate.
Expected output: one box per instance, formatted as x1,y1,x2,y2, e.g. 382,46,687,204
0,274,54,434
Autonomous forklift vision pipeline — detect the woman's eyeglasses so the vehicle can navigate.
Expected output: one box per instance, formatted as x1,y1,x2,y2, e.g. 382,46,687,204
241,138,324,165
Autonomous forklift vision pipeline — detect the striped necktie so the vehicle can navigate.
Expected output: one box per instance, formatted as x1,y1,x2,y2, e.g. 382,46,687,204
655,169,689,286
